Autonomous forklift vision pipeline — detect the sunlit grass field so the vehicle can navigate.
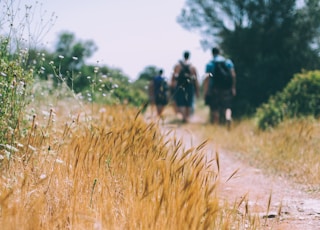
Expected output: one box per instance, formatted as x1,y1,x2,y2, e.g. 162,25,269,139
0,98,262,229
196,106,320,193
1,95,319,229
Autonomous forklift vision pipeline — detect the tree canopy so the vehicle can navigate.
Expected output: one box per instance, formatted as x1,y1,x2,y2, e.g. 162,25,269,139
178,0,320,115
137,66,159,81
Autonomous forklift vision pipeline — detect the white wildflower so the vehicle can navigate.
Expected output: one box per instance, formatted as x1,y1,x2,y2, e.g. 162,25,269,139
16,142,24,148
28,145,36,151
42,110,51,116
0,144,19,152
99,108,106,113
55,159,64,164
4,150,10,159
39,174,47,180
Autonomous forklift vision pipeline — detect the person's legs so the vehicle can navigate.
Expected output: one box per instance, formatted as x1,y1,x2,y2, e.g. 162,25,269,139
175,89,191,123
222,89,233,129
156,105,165,117
184,88,195,122
174,89,184,118
178,106,187,122
209,89,220,124
210,109,220,124
173,101,179,114
225,108,232,121
175,106,191,123
184,106,192,122
224,108,231,129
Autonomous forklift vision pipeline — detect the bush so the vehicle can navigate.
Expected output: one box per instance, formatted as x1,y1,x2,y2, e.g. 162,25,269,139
255,70,320,129
255,95,286,130
0,57,33,144
76,72,148,107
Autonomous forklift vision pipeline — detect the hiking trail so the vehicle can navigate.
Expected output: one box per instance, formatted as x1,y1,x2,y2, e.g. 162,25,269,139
146,107,320,229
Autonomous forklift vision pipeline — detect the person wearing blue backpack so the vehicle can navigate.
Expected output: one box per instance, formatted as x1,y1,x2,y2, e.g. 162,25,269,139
203,47,236,127
148,69,169,117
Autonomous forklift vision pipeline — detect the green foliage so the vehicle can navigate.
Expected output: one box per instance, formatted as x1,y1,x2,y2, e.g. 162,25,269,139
255,94,286,130
104,74,148,107
137,65,158,81
0,50,33,144
178,0,320,116
255,70,320,130
284,71,320,116
0,0,57,147
0,1,148,123
61,65,149,107
133,65,164,108
26,32,98,92
24,32,147,107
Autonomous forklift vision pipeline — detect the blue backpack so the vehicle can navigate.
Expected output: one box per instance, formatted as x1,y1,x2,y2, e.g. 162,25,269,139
153,76,169,104
211,60,232,89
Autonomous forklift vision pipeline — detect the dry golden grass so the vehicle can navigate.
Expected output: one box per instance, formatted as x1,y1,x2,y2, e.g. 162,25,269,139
0,100,260,229
200,117,320,191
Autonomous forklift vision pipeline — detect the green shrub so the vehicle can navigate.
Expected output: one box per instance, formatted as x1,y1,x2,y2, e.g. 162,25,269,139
76,72,148,106
284,71,320,117
255,95,286,130
255,70,320,129
0,58,33,144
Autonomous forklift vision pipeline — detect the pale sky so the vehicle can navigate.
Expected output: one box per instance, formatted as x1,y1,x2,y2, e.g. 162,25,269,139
35,0,212,81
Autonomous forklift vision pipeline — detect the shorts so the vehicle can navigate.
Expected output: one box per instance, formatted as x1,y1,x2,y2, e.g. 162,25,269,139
155,95,168,106
174,85,194,107
209,88,233,111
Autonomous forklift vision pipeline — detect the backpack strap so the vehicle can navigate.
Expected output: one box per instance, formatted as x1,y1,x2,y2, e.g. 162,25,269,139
180,60,191,69
176,61,190,81
209,59,217,76
211,59,229,72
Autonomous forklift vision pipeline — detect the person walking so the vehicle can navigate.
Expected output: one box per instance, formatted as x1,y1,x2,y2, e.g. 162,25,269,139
148,69,169,118
203,47,236,127
171,51,200,123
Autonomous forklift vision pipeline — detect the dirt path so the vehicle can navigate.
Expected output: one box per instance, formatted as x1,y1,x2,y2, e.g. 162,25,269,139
149,110,320,229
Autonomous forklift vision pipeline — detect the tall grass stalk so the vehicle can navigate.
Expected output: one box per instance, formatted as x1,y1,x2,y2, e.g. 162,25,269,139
0,102,259,229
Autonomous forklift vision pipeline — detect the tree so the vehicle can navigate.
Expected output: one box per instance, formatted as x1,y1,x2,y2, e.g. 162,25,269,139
53,32,97,90
134,65,159,100
137,65,159,81
178,0,320,115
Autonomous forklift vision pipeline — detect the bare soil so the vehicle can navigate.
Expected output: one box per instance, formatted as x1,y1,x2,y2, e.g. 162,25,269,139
148,109,320,230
